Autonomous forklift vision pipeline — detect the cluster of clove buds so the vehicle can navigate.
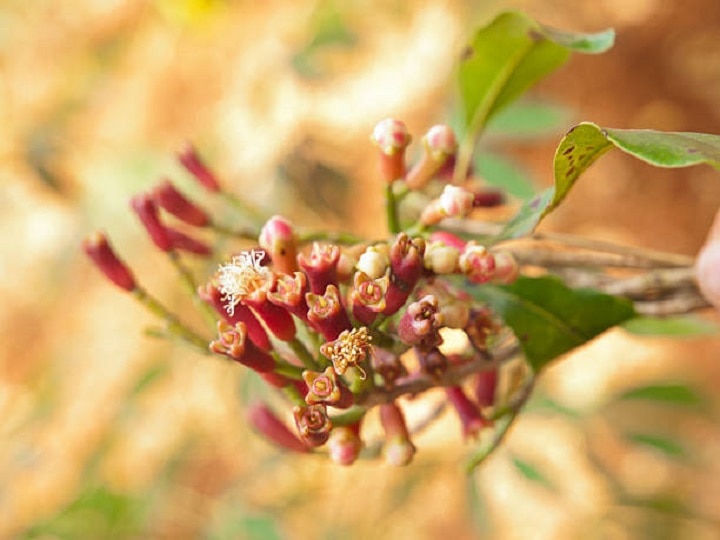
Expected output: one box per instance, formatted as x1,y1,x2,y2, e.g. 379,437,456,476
83,119,521,466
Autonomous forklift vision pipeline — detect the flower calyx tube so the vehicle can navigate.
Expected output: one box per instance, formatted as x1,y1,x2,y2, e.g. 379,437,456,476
248,403,310,453
293,404,332,447
306,284,352,341
349,271,389,326
302,367,354,409
379,402,416,466
298,242,341,294
210,320,275,373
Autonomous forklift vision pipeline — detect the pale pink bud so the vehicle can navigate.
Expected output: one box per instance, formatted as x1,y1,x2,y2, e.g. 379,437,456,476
356,245,390,279
259,215,298,275
423,242,459,274
493,251,520,284
328,425,363,466
370,118,412,183
459,242,495,284
405,125,458,190
438,185,475,217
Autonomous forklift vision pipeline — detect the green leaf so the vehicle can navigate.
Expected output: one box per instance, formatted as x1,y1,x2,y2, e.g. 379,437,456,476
474,151,536,199
485,100,572,140
491,187,554,242
511,123,720,237
622,315,719,337
624,432,686,459
614,383,705,408
461,275,635,371
510,455,556,489
459,12,613,132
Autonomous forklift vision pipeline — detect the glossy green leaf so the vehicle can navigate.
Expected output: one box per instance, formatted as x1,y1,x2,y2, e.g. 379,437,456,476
614,383,705,408
622,315,719,337
624,432,686,459
459,12,613,132
474,151,536,199
462,275,635,371
510,455,556,489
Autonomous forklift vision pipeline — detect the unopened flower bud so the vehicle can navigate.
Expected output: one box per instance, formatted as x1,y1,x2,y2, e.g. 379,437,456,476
493,251,520,284
83,232,137,291
328,424,363,466
389,233,425,285
370,118,411,183
428,231,466,251
178,143,221,192
405,124,457,189
267,271,310,323
298,242,340,294
166,227,212,256
423,242,459,274
445,385,491,440
439,185,475,217
293,404,332,447
248,403,309,453
474,369,498,409
379,402,415,466
372,349,408,388
152,179,209,227
459,242,495,284
357,245,390,280
130,193,172,251
302,367,353,409
259,215,298,275
336,248,361,283
473,188,505,208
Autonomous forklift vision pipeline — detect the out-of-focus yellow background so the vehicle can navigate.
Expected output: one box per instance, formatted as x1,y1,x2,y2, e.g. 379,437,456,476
3,0,720,538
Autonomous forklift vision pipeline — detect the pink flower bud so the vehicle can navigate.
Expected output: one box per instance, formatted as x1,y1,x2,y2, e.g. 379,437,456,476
306,285,352,341
298,242,340,294
445,385,491,440
130,193,172,251
82,232,137,292
328,424,363,466
293,404,332,447
210,321,275,372
379,402,415,466
398,295,444,349
389,233,425,285
493,251,520,284
248,403,309,453
258,215,298,275
459,242,495,284
152,179,209,227
405,124,457,189
370,118,412,183
356,245,390,280
178,142,221,192
473,188,505,208
423,242,459,274
302,367,353,409
428,231,466,251
439,185,475,217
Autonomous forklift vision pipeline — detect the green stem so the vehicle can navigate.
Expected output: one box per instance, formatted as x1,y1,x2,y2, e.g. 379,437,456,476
208,221,260,241
297,230,367,245
220,192,265,228
133,287,209,351
273,361,304,379
168,251,217,330
330,406,366,426
287,338,320,371
282,384,306,407
385,182,400,234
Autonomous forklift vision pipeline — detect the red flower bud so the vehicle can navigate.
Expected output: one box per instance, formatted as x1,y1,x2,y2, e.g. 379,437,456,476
130,193,172,251
152,179,209,227
328,424,363,466
298,242,340,294
306,284,352,341
379,402,415,466
459,243,495,284
259,215,298,274
178,143,221,192
166,227,212,256
445,385,491,440
82,232,136,291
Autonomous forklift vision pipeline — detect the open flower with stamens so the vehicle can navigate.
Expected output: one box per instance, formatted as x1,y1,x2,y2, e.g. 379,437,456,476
319,327,372,378
298,242,341,294
217,249,296,341
293,404,332,447
349,271,389,325
210,321,275,373
306,284,352,341
302,367,353,409
398,295,444,349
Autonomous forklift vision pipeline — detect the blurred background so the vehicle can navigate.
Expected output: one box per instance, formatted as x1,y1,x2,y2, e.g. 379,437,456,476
2,0,720,538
